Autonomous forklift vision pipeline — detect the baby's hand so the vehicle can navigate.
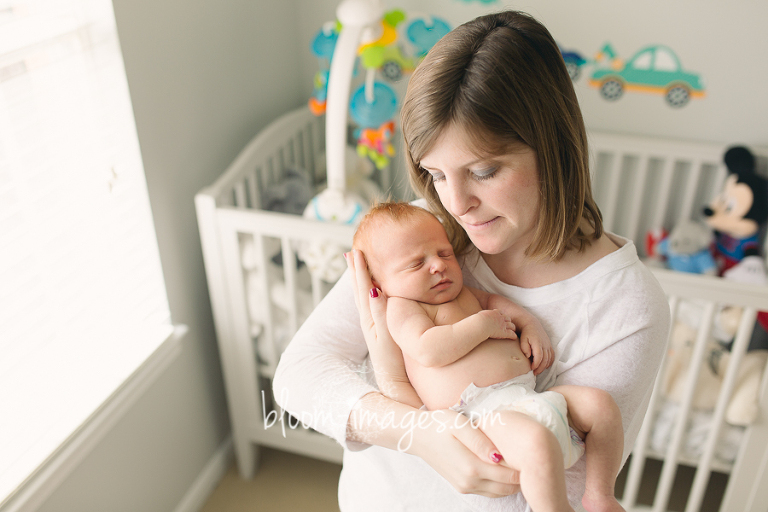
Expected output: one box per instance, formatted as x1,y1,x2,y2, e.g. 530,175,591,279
480,309,517,340
518,324,554,376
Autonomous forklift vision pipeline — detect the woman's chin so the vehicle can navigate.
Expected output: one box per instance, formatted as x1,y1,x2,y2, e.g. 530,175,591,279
467,236,507,255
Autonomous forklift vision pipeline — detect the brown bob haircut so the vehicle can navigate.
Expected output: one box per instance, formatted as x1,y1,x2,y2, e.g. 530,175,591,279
400,10,603,261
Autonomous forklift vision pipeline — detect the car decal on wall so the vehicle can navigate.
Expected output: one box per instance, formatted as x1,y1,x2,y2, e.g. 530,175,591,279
588,43,706,108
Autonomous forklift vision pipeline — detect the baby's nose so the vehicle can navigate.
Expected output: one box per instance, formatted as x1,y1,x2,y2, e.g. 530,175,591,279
430,259,446,273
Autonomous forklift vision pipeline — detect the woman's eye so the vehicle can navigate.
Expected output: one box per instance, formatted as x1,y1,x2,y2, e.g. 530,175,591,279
427,171,445,183
472,168,498,181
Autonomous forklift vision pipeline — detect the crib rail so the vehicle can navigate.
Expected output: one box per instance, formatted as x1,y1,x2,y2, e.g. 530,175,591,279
589,132,728,252
219,207,355,375
622,268,768,512
199,108,326,210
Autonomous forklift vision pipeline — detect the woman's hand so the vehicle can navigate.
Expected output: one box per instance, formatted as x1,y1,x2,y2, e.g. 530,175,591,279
346,249,395,358
346,249,419,408
410,408,521,497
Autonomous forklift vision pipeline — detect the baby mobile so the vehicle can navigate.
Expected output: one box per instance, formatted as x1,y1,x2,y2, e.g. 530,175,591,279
300,0,450,283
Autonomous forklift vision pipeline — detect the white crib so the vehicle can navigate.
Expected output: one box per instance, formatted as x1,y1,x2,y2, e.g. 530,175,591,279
196,106,768,511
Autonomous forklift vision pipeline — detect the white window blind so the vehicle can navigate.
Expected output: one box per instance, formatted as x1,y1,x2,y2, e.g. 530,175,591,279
0,0,172,504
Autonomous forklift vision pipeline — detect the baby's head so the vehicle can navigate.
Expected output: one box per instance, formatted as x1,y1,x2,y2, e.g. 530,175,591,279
353,202,463,304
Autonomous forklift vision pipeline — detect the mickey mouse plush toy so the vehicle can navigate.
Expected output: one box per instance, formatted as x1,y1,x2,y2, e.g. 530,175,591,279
703,145,768,274
704,145,768,350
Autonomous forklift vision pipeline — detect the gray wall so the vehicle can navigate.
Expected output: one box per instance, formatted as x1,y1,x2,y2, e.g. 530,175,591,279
36,1,303,511
296,0,768,146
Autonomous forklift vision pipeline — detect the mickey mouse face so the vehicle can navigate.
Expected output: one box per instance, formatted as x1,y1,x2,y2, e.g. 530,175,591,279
703,174,759,238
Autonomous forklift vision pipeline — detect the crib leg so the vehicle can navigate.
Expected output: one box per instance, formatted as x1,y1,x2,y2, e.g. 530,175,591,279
233,436,261,479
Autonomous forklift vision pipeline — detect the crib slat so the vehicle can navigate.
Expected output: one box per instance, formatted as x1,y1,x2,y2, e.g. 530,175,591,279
302,124,313,178
310,273,323,308
287,139,296,167
720,356,768,511
266,157,276,187
686,307,757,512
678,159,703,223
277,148,287,178
624,155,650,243
257,164,270,199
653,301,717,512
601,152,622,232
281,237,299,336
248,171,260,210
296,130,306,171
651,157,676,230
308,121,320,184
253,234,278,372
234,181,247,207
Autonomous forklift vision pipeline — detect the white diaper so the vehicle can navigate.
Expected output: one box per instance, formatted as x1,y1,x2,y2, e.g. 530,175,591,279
450,371,585,468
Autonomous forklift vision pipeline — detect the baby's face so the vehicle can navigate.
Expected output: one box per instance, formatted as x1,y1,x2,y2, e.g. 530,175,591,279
370,214,463,305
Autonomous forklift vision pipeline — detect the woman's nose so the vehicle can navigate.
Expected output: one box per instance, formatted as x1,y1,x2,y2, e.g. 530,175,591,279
444,180,476,217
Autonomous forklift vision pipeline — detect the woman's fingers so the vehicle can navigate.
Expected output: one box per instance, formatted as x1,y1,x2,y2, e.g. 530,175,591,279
346,249,374,327
451,414,509,468
344,251,362,314
450,413,520,493
411,410,521,497
352,251,374,320
474,465,522,497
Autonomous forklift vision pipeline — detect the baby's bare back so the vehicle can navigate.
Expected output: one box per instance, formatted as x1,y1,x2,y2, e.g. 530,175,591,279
406,288,532,410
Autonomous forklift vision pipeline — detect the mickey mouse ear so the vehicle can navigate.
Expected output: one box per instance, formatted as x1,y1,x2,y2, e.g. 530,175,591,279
724,145,755,176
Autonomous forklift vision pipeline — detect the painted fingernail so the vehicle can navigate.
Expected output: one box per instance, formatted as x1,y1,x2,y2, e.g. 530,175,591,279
343,252,348,260
490,452,503,463
370,288,379,298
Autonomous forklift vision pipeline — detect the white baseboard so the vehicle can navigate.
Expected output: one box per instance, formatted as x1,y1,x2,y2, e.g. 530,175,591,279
173,437,234,512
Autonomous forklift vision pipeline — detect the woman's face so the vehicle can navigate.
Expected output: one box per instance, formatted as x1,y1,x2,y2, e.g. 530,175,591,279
418,124,541,257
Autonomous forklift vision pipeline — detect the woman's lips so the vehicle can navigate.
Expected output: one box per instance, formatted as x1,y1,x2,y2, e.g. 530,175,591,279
462,217,499,231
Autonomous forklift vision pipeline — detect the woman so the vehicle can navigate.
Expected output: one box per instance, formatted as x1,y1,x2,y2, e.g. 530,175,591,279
273,10,670,511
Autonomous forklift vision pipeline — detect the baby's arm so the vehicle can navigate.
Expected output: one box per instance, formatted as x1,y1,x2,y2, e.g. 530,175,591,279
468,287,554,375
388,295,516,368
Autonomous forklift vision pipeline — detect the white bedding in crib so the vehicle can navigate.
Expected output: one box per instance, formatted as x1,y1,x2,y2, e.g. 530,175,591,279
649,399,744,464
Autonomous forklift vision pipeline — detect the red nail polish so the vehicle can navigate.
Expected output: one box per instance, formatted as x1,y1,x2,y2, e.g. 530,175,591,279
370,288,379,298
490,452,503,463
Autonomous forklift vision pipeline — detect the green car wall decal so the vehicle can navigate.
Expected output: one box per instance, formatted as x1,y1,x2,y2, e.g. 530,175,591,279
589,43,706,108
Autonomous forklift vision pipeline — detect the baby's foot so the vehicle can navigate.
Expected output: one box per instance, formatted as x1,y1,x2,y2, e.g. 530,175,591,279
582,492,625,512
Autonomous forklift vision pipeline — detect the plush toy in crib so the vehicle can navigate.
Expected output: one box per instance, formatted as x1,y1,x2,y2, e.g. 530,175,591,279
703,145,768,274
261,166,314,215
662,312,768,426
655,220,717,274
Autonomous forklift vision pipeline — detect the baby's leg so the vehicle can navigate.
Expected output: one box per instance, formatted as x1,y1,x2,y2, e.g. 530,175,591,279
479,410,574,512
550,385,625,512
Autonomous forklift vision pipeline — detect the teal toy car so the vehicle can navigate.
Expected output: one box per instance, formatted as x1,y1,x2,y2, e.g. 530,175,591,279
589,44,705,107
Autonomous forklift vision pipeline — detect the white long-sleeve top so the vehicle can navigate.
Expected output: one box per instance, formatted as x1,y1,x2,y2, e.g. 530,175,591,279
273,234,670,511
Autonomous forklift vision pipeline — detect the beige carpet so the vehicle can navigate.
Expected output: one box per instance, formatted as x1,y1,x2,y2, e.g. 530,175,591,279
200,448,342,512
